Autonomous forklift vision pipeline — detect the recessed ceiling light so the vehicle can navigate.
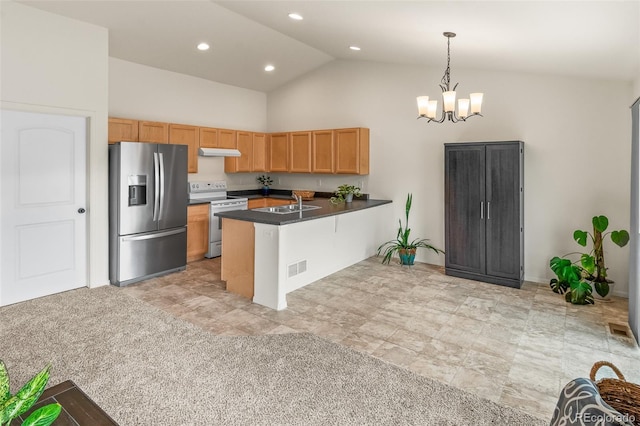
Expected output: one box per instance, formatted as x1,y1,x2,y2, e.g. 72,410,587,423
288,13,303,20
264,65,275,72
197,42,210,51
349,46,361,51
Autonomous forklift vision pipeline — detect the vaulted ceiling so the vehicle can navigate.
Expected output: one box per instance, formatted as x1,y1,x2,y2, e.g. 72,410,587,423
20,1,640,92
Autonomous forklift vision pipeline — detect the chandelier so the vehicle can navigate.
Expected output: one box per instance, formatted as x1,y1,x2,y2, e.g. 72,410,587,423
417,32,483,123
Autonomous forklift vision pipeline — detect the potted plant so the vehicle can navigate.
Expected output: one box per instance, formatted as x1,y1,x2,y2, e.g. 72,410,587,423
257,175,273,196
549,215,629,304
330,184,362,204
0,361,61,426
377,193,443,265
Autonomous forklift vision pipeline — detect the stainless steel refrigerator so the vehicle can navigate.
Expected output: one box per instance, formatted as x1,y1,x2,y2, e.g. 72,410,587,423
109,142,188,286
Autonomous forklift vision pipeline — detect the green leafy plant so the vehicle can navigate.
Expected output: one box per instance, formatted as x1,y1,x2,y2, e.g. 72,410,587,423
376,193,444,265
330,184,362,204
257,175,273,187
0,361,61,426
549,215,629,304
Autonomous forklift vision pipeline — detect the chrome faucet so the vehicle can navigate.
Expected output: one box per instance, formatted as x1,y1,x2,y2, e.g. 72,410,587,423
292,193,303,210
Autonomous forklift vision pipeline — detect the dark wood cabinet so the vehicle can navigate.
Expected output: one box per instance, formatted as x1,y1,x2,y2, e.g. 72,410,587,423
444,141,524,288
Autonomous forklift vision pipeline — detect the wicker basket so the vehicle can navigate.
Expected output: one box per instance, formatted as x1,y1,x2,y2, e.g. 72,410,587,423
590,361,640,421
292,190,315,201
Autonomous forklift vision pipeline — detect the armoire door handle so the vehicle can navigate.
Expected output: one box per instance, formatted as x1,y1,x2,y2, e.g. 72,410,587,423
480,201,484,219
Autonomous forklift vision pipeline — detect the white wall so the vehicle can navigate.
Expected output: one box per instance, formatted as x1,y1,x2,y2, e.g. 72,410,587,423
1,2,109,289
109,58,267,184
268,59,633,296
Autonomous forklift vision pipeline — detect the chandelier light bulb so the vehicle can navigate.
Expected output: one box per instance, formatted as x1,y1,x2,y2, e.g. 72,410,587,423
443,91,456,113
458,99,470,118
470,93,484,114
427,100,438,119
417,96,430,116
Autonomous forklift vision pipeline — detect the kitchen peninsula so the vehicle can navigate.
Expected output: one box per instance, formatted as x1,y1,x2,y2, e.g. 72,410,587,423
216,197,392,310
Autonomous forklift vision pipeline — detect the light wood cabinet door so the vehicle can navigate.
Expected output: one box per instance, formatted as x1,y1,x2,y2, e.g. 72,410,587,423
226,131,252,173
139,121,169,144
247,198,293,209
236,131,253,172
335,128,370,175
247,198,266,209
269,133,289,172
199,127,218,148
187,204,209,262
108,117,138,144
252,133,268,172
289,131,312,173
312,130,334,173
265,198,293,207
169,124,199,173
218,129,237,149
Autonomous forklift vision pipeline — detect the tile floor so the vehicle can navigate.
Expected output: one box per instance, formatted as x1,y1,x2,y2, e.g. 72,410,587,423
121,257,640,421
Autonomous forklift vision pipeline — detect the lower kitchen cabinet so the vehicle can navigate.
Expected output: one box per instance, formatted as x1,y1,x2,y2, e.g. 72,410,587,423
444,141,524,288
247,198,294,209
187,204,209,262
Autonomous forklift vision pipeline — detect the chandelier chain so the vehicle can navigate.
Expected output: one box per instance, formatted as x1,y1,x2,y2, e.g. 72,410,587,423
441,36,451,90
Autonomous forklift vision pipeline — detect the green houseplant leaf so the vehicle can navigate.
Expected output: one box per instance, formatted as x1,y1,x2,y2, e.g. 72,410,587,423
580,254,595,275
594,281,610,298
0,364,51,424
611,230,630,247
573,230,588,247
567,280,594,305
22,402,62,426
592,215,609,233
0,361,10,407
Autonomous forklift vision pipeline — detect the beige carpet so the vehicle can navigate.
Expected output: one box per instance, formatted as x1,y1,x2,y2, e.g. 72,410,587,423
0,286,547,425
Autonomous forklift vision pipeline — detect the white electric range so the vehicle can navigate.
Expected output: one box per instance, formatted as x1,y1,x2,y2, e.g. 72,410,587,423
188,181,248,258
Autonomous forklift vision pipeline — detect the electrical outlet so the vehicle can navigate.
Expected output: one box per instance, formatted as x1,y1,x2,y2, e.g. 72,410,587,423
277,177,281,184
317,179,322,187
358,180,364,189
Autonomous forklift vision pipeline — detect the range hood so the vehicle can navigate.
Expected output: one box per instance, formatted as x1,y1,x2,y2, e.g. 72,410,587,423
198,147,241,157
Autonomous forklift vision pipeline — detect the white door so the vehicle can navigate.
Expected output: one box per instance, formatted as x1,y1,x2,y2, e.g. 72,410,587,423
1,110,87,306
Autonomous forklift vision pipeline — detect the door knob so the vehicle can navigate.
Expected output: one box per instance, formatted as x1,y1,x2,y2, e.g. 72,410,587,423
78,208,86,214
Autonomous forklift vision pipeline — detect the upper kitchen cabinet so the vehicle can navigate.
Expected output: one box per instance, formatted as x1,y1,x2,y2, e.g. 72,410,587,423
218,129,237,149
252,133,268,172
225,131,253,173
199,127,219,148
312,130,334,173
169,124,199,173
269,133,289,172
289,131,312,173
139,121,169,144
108,117,138,144
335,128,369,175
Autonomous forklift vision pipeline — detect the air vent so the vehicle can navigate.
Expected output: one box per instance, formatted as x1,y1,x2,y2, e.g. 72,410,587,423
608,323,632,338
287,260,307,278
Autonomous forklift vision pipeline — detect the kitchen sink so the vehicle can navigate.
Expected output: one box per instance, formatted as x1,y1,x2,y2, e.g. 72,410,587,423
252,204,322,214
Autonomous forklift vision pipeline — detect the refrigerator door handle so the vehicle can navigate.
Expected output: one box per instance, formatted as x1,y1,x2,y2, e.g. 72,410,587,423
158,152,165,221
153,152,160,221
122,227,185,242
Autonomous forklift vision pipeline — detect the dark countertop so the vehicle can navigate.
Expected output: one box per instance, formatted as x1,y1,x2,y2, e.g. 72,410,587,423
215,198,392,225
